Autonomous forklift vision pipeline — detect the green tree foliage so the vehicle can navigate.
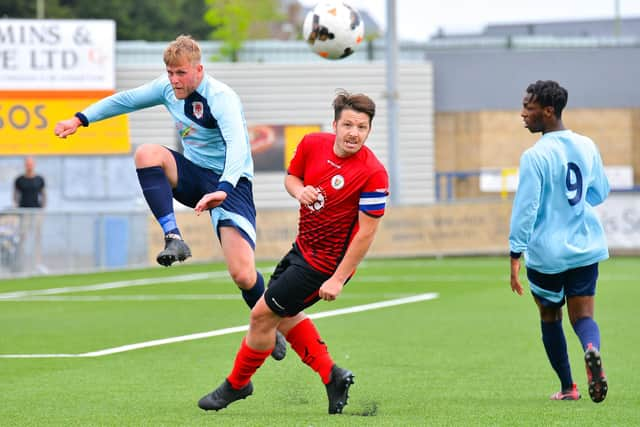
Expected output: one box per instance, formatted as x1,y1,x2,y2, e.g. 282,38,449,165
1,0,288,59
0,0,211,41
0,0,72,19
204,0,283,61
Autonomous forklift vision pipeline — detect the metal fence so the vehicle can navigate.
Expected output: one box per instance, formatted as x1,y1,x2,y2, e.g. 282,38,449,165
0,209,149,278
114,36,640,66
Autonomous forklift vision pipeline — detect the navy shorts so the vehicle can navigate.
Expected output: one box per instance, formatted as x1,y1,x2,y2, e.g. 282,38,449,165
169,149,257,248
526,263,599,308
264,244,334,317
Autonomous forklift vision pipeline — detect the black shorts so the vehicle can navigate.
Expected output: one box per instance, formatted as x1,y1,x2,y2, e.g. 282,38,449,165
264,244,333,317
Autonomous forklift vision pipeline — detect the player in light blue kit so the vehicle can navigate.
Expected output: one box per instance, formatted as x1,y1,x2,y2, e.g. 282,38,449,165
54,35,286,361
509,80,609,403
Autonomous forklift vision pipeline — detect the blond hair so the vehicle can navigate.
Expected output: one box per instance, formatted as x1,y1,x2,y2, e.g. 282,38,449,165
163,35,202,66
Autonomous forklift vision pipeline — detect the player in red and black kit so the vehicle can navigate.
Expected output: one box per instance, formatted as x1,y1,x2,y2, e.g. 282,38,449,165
198,91,389,415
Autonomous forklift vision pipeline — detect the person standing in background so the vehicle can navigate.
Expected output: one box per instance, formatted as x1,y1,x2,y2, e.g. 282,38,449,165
14,156,46,209
13,156,46,272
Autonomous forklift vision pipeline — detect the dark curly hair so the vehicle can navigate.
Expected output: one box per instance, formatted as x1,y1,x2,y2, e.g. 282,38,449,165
526,80,568,119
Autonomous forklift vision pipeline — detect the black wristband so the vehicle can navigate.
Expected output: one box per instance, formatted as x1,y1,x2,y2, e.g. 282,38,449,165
510,251,522,259
74,112,89,127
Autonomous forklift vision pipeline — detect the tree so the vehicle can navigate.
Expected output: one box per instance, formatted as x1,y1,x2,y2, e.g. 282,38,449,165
0,0,287,54
204,0,283,62
0,0,74,19
0,0,211,41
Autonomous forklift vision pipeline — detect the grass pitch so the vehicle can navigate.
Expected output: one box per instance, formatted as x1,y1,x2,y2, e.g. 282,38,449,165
0,257,638,426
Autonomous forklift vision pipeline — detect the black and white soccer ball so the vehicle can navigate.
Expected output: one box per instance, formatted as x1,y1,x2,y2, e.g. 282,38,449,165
302,1,365,60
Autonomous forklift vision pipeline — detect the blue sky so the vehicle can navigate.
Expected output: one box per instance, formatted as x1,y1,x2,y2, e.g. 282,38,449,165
299,0,640,41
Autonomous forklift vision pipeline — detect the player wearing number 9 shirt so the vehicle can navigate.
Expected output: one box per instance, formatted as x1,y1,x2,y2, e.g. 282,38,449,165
509,80,610,403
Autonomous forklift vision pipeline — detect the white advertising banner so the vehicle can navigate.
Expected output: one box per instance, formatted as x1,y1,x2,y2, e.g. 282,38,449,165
596,195,640,249
0,19,115,90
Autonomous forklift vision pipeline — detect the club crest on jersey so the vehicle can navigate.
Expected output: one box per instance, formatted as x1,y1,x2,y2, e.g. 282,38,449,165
331,174,345,190
192,101,204,119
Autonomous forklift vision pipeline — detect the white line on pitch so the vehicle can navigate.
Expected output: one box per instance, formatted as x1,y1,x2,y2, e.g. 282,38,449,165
0,292,438,359
4,294,242,302
2,293,419,302
0,272,231,300
0,272,495,301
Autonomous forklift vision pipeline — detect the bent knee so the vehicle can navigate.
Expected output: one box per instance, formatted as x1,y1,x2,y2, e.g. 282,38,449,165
230,269,257,289
249,307,268,325
249,304,278,331
134,144,169,168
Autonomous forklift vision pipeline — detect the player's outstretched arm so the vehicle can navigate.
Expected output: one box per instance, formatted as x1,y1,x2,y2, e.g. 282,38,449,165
54,116,83,138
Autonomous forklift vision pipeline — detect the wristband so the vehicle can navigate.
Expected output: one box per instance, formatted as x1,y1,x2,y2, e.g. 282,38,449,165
74,112,89,127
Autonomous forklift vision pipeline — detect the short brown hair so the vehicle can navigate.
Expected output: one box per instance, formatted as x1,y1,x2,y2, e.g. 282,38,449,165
163,35,201,66
333,90,376,125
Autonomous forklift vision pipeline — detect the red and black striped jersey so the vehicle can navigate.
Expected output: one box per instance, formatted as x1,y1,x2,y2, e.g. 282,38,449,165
288,132,389,274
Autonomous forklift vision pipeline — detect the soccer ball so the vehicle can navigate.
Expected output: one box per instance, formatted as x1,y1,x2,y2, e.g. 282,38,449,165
302,1,365,60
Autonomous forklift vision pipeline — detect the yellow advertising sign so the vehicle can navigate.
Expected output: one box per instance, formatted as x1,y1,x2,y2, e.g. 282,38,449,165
284,125,320,167
249,124,321,171
0,91,131,155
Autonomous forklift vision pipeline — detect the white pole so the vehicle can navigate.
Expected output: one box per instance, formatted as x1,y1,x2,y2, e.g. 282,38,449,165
614,0,621,37
385,0,400,204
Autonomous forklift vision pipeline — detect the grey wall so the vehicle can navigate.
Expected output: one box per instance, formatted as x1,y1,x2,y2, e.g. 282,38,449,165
427,46,640,112
483,18,640,37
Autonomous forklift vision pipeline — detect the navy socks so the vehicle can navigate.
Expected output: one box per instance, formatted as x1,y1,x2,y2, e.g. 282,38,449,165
541,320,573,390
137,166,180,236
572,317,601,351
241,271,265,308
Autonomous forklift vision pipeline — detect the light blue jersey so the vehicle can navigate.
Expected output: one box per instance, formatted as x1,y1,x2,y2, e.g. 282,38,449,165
509,130,609,273
80,74,253,194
